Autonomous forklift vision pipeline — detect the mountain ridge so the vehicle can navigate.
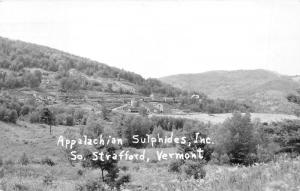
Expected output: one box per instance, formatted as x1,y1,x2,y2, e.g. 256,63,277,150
160,69,300,114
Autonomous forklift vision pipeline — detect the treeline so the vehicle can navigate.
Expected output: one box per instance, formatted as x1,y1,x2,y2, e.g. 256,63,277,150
138,78,187,97
113,113,299,164
287,93,300,105
179,95,253,113
0,69,42,89
286,91,300,116
111,112,299,180
0,37,184,96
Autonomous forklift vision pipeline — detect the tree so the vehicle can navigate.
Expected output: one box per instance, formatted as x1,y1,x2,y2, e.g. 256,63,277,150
34,70,42,84
9,109,18,124
101,105,110,121
40,107,55,135
81,119,126,188
24,70,41,88
213,112,258,165
120,115,151,148
151,126,164,147
138,107,148,117
107,83,113,92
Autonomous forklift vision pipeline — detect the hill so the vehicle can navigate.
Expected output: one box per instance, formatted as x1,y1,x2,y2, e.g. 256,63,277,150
0,36,183,98
160,69,300,114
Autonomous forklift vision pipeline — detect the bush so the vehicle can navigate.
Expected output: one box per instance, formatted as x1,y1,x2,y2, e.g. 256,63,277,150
0,156,3,167
118,115,152,148
55,114,65,125
261,120,300,156
43,175,54,186
20,105,31,116
9,109,18,123
116,174,131,189
41,157,55,166
0,168,4,179
29,111,40,123
4,158,14,166
79,177,106,191
77,169,84,176
181,160,206,179
219,153,230,165
168,160,184,173
19,153,29,165
0,106,18,123
151,126,165,148
74,109,85,123
66,115,75,126
13,183,29,191
119,165,129,172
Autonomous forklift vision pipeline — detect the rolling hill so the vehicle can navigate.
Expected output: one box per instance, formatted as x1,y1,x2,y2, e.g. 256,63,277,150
160,70,300,114
0,36,183,98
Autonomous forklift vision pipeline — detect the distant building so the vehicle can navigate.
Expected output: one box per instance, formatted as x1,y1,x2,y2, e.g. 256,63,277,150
128,107,139,113
153,103,163,113
191,94,200,99
150,93,155,100
130,98,139,107
164,97,175,103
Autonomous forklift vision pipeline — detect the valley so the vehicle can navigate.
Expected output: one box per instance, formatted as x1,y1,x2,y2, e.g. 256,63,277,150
0,36,299,191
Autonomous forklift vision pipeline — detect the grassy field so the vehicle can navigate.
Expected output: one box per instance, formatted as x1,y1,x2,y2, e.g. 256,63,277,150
1,120,300,191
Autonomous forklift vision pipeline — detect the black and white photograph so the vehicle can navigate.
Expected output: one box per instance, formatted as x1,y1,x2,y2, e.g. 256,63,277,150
0,0,300,190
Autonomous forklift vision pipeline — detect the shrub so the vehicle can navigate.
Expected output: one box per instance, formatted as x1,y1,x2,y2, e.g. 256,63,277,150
77,169,84,176
20,105,31,116
116,174,131,189
0,156,3,167
43,175,54,186
74,109,85,122
4,158,14,166
119,115,151,148
55,114,65,125
9,109,18,123
13,183,29,191
41,157,55,166
219,153,230,165
19,153,29,165
151,126,165,147
0,106,18,123
260,120,300,156
29,111,40,123
181,160,206,179
0,168,4,179
168,160,184,173
66,115,75,126
119,165,129,172
80,178,106,191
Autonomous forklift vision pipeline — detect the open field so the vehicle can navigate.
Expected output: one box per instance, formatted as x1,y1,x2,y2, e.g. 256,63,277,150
0,120,300,190
151,113,300,124
0,121,75,163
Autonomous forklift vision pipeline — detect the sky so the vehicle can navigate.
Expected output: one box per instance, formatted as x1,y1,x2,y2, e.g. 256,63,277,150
0,0,300,78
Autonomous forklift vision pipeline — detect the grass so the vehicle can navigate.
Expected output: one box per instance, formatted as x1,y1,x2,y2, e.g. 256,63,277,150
1,156,299,191
158,157,300,191
1,121,299,191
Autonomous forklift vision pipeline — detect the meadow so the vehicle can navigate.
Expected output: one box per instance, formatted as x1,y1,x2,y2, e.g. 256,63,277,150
0,119,300,191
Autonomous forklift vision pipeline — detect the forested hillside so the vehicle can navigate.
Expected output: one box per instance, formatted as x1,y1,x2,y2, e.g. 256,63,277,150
161,70,300,114
0,37,183,97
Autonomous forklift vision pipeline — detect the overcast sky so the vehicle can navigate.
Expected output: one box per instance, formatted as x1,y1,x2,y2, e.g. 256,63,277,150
0,0,300,78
